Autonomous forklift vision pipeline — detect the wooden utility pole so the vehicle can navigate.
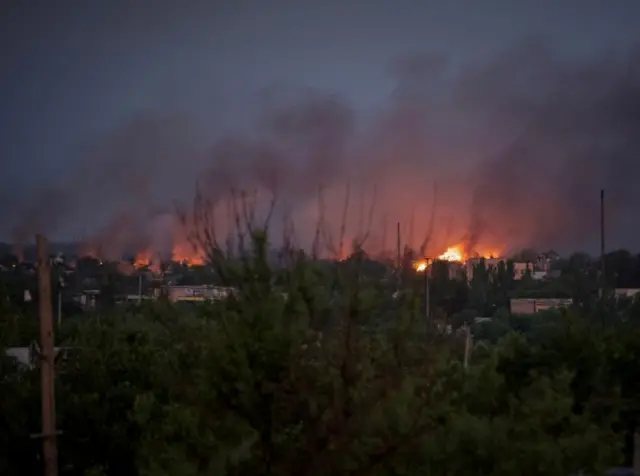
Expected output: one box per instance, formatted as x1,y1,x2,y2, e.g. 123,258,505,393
424,258,431,322
396,222,401,269
600,189,606,297
57,292,62,327
36,234,58,476
633,427,640,475
463,324,473,369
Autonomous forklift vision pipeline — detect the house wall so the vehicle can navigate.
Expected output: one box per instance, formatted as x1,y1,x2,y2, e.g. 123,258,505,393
615,288,640,299
510,297,572,314
513,262,533,280
164,285,235,302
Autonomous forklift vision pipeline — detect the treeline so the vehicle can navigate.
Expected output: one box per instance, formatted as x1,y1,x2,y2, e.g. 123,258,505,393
2,236,640,475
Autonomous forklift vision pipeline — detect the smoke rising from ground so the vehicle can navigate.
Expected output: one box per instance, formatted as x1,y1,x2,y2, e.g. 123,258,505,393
5,39,640,259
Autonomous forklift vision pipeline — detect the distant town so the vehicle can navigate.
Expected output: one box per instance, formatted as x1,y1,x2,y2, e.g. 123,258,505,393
1,240,635,321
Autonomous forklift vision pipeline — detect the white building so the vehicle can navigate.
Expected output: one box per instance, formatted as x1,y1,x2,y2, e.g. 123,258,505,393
513,262,534,280
614,288,640,299
160,285,236,303
510,298,572,314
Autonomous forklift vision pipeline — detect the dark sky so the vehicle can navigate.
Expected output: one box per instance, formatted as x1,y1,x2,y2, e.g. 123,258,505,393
2,0,640,255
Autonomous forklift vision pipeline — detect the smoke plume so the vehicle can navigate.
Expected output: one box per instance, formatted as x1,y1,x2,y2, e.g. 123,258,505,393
4,39,640,259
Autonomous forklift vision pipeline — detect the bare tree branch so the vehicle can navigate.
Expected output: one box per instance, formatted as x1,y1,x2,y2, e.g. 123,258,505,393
419,182,439,257
354,184,377,250
263,190,278,232
318,186,336,258
381,212,388,256
230,188,247,256
408,206,415,251
443,214,454,250
311,186,325,260
240,189,255,236
337,180,351,260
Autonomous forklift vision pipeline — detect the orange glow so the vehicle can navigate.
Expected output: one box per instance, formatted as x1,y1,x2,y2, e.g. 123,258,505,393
171,242,204,266
432,243,503,263
133,249,153,268
131,243,205,268
438,246,464,262
414,242,502,272
415,261,428,272
469,246,502,260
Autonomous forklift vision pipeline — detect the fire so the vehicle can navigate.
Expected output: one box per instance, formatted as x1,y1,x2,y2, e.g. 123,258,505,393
436,243,502,263
171,242,204,266
134,249,153,267
172,252,204,266
438,246,464,262
415,261,428,272
131,243,205,268
472,247,502,260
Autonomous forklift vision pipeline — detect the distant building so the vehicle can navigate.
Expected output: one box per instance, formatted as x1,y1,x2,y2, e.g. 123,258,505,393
614,288,640,299
465,257,506,280
531,270,548,280
474,317,492,324
4,347,32,368
510,297,572,314
463,259,545,281
160,285,236,303
445,261,465,279
72,290,100,309
536,250,561,272
115,294,155,304
5,344,76,370
513,262,534,280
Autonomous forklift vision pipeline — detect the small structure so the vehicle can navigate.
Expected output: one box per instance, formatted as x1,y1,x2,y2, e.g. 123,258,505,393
535,250,560,272
115,294,155,304
510,297,572,314
161,285,236,303
531,270,548,280
513,262,534,280
72,289,100,309
5,343,77,371
465,257,506,280
614,288,640,299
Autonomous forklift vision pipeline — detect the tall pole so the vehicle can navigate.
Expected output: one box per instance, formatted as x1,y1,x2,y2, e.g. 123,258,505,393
463,324,472,369
424,258,430,322
600,189,605,298
396,222,401,269
138,274,143,303
633,427,640,476
381,214,388,256
57,292,62,327
36,234,58,476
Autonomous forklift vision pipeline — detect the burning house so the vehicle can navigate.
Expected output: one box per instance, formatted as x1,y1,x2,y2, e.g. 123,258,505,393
412,243,505,280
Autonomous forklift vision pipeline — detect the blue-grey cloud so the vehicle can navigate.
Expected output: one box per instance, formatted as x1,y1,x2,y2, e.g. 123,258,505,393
3,1,640,258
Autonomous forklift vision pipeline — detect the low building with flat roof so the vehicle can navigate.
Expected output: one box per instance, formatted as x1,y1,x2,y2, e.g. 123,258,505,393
510,297,572,314
160,285,236,303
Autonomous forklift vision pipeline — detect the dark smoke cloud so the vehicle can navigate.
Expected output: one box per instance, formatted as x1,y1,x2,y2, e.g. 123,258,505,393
199,89,355,204
461,41,640,252
5,39,640,258
7,113,205,251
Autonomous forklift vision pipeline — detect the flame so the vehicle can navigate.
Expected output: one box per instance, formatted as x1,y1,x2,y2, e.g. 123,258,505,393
134,249,153,268
171,242,204,266
437,243,502,263
415,261,428,272
131,243,204,269
438,246,464,262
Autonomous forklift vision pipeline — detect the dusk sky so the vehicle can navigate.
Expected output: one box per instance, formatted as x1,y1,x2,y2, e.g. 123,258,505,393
3,1,640,255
